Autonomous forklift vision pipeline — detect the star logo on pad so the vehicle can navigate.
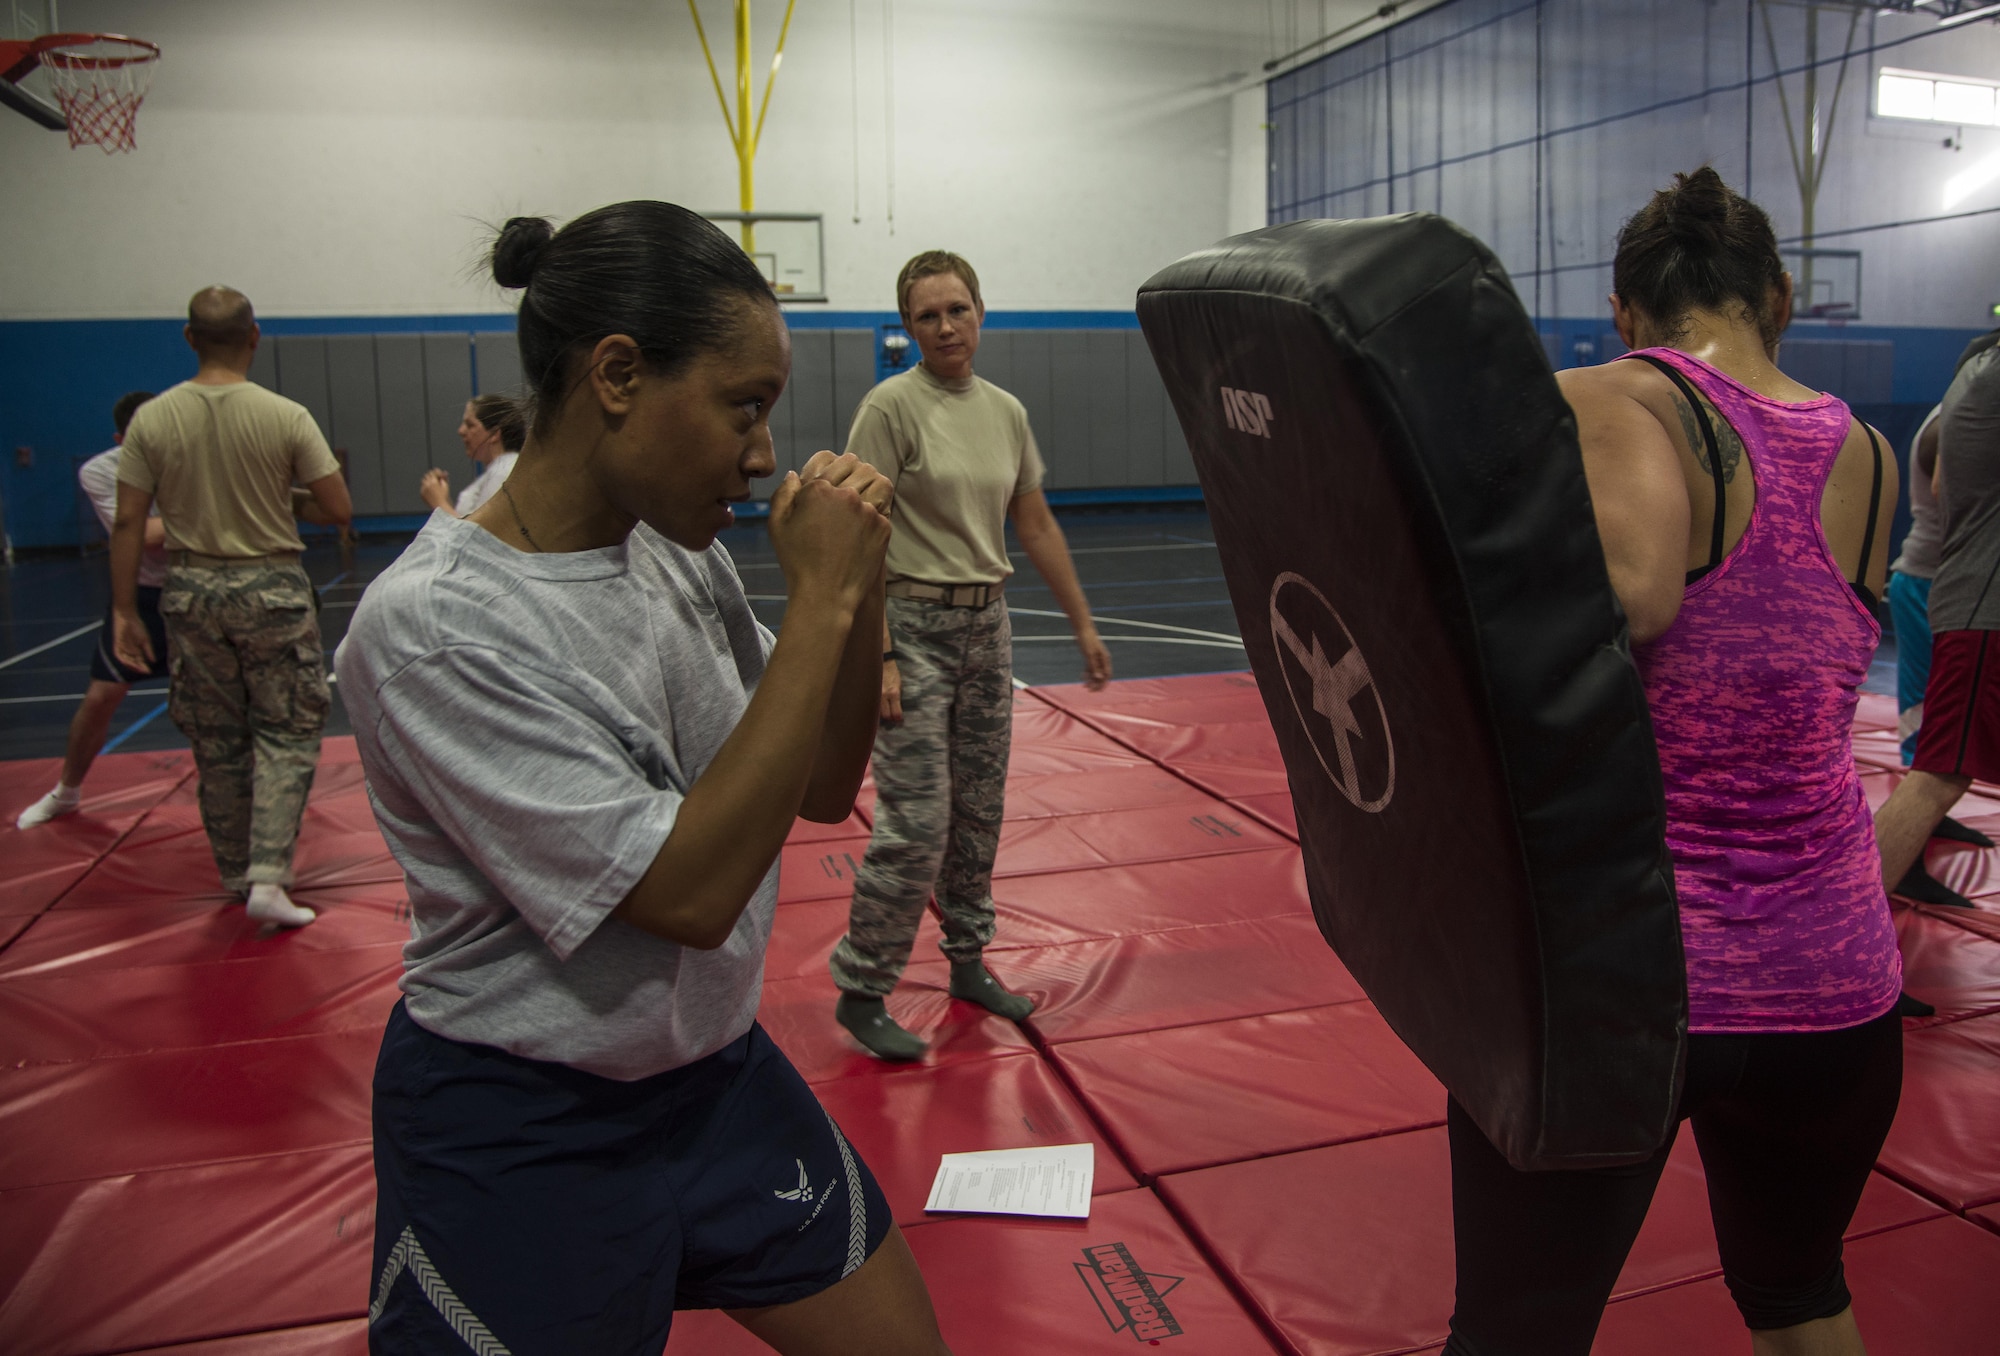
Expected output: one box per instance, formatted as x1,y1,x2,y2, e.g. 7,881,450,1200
1269,571,1395,813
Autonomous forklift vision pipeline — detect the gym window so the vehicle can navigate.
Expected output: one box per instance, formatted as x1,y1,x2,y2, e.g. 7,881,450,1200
1877,67,1998,126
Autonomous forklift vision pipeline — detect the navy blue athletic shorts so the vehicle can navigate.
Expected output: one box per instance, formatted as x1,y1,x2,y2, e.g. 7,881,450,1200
89,585,169,684
368,1002,892,1355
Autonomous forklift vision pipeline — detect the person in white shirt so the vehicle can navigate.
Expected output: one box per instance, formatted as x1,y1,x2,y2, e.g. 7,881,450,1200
16,392,171,830
420,394,525,517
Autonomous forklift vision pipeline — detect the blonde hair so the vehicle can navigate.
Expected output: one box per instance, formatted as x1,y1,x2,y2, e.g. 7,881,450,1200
896,250,983,321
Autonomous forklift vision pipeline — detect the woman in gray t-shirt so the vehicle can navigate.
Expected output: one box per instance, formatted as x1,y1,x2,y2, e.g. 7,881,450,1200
337,203,948,1355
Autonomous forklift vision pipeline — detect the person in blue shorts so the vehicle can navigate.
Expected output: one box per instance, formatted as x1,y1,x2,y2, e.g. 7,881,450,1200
336,202,949,1355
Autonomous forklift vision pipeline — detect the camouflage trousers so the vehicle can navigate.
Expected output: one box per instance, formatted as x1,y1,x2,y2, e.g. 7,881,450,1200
161,561,330,893
830,595,1013,997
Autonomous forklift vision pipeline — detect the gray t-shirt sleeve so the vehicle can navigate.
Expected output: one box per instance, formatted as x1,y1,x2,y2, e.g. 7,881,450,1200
370,643,679,961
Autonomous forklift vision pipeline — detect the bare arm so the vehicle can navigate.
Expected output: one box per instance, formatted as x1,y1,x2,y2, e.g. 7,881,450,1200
1556,367,1691,644
798,451,892,822
1010,488,1112,688
301,470,353,527
611,465,890,949
1918,416,1944,500
143,517,166,549
110,482,157,669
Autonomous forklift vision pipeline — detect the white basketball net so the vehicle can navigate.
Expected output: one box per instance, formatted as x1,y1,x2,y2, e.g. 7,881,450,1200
40,36,159,153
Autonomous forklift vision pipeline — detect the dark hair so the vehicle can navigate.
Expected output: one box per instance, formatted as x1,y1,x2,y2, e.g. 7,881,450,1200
1613,167,1786,347
491,203,774,430
112,390,155,438
469,393,528,451
896,249,983,319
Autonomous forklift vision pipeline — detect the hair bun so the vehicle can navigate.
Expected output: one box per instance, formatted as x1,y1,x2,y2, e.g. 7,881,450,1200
492,216,555,290
1664,167,1730,250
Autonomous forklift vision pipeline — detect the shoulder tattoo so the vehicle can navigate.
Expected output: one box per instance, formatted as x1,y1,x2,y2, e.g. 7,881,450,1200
1667,388,1744,484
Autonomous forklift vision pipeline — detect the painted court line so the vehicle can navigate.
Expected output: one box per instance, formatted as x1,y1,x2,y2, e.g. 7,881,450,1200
0,622,100,671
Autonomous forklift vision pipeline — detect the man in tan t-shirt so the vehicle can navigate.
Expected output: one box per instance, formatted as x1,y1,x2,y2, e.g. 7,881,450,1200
828,249,1111,1060
112,286,353,928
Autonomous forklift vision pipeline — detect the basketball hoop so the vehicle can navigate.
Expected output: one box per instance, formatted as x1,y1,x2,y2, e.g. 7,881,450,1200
4,33,160,153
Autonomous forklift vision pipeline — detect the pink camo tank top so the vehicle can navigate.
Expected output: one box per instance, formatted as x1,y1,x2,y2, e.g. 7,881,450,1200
1624,348,1902,1033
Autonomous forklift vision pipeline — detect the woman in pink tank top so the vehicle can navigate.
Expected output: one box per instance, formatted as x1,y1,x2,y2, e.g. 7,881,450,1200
1443,170,1903,1356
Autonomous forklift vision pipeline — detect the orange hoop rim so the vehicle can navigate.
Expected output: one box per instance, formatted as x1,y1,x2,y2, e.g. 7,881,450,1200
28,32,161,71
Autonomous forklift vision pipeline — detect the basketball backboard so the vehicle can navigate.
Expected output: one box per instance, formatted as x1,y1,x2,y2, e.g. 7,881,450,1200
705,211,826,303
1781,247,1863,321
2,1,66,129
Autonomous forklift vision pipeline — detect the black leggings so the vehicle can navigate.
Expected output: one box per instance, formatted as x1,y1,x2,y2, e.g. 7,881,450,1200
1443,1010,1902,1356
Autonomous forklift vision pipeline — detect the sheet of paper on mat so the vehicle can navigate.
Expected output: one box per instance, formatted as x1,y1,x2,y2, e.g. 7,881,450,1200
924,1142,1094,1219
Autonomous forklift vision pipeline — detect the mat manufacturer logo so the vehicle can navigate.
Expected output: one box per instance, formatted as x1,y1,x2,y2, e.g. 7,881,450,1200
1074,1242,1185,1342
1269,571,1396,813
1220,386,1275,438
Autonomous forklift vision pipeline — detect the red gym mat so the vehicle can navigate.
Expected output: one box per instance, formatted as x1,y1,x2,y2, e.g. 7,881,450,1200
0,1027,376,1190
811,1050,1138,1225
1,751,193,919
752,964,1037,1085
999,762,1214,819
1156,1126,1455,1355
1037,675,1290,800
1230,790,1298,839
1875,1011,2000,1211
663,1189,1284,1355
112,1321,366,1356
0,1144,373,1356
0,944,401,1066
1591,1214,2000,1355
776,834,872,905
1021,913,1365,1045
1974,1203,2000,1236
986,848,1313,950
0,885,408,981
1894,906,2000,1024
1156,1125,1940,1356
993,802,1286,877
760,896,945,984
907,1188,1284,1355
1854,690,1898,732
1051,1002,1444,1178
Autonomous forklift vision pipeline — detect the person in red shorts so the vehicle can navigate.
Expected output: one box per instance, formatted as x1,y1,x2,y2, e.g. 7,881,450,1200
1876,328,2000,897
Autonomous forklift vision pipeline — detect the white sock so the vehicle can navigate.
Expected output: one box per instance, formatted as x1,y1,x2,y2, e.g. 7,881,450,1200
246,882,316,928
16,784,83,829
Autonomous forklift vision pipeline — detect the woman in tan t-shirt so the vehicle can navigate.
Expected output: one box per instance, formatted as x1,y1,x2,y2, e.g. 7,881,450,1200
828,250,1111,1060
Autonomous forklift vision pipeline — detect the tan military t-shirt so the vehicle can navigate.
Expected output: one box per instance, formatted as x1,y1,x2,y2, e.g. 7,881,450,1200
844,364,1045,585
118,380,340,557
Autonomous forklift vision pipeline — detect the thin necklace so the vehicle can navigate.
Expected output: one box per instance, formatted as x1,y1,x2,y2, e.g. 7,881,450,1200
499,480,541,552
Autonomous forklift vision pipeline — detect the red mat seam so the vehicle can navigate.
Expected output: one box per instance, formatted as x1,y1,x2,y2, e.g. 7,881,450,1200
2,1020,392,1074
0,765,200,961
1147,1175,1316,1356
1868,1159,1998,1217
91,1317,369,1356
1027,988,1375,1049
10,1135,373,1196
1024,685,1255,807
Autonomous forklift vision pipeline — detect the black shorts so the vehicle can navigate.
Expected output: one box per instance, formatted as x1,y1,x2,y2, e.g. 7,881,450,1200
88,585,170,684
1443,1010,1903,1354
368,1003,891,1356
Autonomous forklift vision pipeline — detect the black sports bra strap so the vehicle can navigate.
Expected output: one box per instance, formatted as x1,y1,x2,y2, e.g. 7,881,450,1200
1856,421,1884,591
1630,354,1727,569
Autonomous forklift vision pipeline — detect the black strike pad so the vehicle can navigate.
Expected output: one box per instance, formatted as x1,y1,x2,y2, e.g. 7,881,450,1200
1136,214,1685,1171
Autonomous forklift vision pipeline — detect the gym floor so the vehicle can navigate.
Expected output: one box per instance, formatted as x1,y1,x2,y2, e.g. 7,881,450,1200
0,507,1243,763
0,505,1900,764
7,507,2000,1355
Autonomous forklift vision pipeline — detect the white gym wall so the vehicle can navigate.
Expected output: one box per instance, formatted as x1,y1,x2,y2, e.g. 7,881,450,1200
1,0,1274,320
